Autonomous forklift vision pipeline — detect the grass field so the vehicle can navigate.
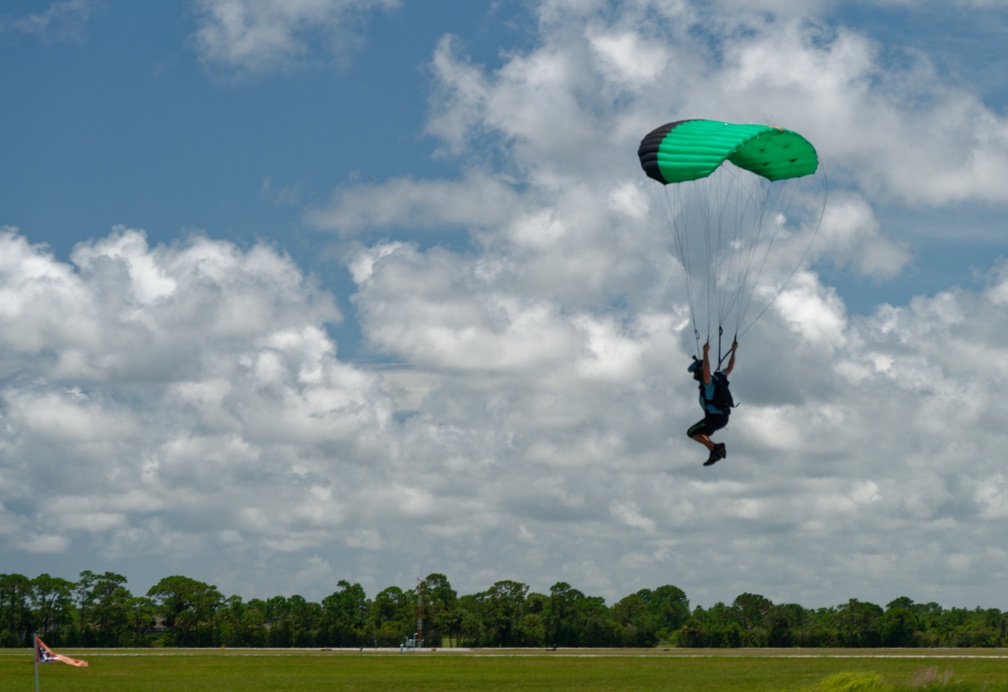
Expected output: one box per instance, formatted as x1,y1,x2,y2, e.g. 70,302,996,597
4,647,1008,691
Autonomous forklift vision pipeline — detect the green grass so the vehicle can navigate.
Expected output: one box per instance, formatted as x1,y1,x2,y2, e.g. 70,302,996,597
4,648,1008,691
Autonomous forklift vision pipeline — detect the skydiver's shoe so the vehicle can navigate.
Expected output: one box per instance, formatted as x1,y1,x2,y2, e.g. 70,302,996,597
714,443,726,459
703,447,722,466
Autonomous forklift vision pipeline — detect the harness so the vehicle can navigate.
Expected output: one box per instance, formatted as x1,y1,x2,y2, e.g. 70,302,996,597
699,371,733,416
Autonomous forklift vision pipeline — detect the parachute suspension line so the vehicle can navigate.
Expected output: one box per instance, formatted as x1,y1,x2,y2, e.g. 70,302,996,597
736,162,830,339
658,162,826,351
714,170,735,335
710,166,731,342
663,166,756,356
701,164,767,343
719,166,756,338
714,168,805,340
713,179,741,372
697,171,718,346
680,181,709,355
714,168,743,354
735,177,798,332
652,181,701,357
729,174,778,337
706,165,739,345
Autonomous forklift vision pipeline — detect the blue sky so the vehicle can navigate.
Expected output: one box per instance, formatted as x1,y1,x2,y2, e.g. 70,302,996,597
3,0,1005,326
3,0,1008,611
2,0,535,355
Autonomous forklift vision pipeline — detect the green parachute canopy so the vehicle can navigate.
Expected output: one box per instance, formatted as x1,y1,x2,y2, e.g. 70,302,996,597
638,119,819,184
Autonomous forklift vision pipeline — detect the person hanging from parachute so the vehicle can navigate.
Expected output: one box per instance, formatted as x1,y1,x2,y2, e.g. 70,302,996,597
637,119,824,467
687,339,736,466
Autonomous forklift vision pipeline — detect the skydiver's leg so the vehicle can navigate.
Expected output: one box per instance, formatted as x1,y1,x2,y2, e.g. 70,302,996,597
687,419,716,452
691,433,715,451
707,416,728,462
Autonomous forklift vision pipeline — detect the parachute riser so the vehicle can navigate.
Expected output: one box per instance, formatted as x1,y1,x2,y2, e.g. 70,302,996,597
715,328,737,370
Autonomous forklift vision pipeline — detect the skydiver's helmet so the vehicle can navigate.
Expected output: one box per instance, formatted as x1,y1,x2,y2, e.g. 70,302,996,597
688,357,703,381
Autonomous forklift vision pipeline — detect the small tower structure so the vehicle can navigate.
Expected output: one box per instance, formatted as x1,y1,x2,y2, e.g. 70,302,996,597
416,578,424,649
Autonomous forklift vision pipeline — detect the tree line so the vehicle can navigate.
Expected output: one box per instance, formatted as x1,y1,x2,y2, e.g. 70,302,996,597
2,571,1006,649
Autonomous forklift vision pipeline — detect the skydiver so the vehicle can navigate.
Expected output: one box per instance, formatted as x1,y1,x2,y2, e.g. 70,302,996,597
687,339,737,466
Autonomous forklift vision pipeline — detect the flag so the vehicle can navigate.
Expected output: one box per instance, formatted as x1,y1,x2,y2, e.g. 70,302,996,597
34,636,88,668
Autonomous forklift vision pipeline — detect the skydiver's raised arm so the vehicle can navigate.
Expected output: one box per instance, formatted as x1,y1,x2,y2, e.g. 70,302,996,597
723,340,738,376
702,341,711,384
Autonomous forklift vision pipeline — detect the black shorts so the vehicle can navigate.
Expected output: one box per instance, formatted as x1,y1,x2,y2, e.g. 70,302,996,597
688,412,729,438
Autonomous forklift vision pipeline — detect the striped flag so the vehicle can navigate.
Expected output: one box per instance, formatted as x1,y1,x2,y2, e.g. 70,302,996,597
34,636,88,668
